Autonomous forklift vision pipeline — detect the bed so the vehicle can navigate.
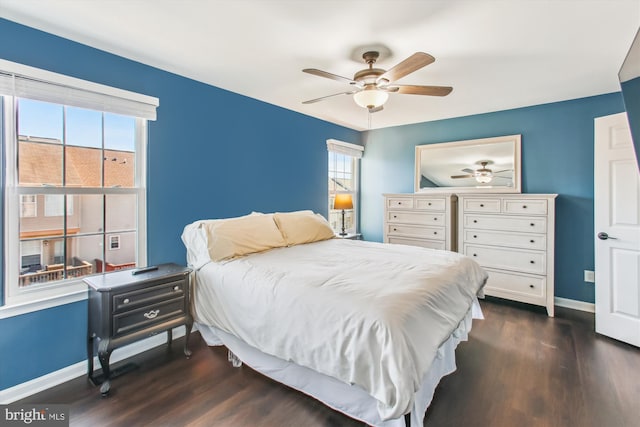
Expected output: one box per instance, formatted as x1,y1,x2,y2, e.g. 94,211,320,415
182,211,487,426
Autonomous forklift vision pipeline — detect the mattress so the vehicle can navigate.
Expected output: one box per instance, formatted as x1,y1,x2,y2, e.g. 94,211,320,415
190,238,487,421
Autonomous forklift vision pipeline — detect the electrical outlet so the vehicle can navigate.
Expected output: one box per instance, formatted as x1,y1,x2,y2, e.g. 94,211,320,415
584,270,595,283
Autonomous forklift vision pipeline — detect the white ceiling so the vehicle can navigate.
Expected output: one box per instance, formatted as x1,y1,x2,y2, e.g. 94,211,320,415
0,0,638,131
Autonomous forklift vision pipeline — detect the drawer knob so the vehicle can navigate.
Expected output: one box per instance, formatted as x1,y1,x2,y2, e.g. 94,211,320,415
173,285,180,291
123,298,130,304
530,260,535,264
393,215,397,218
393,228,397,231
398,202,402,205
530,239,535,243
529,284,535,289
530,223,535,227
433,232,437,235
523,205,527,209
433,217,438,221
473,220,478,223
473,253,477,257
143,310,160,319
428,202,432,206
473,235,477,238
480,204,484,207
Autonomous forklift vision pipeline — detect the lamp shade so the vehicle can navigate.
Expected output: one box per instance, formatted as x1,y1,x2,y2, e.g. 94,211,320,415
333,194,353,210
353,89,389,109
475,173,493,183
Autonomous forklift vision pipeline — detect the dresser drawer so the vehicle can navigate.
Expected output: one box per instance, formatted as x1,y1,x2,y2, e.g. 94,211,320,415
388,211,445,225
387,236,446,250
113,279,186,313
463,229,546,250
484,269,546,298
463,214,547,234
503,199,548,215
386,197,414,209
113,297,186,337
462,198,501,213
464,244,546,275
387,224,445,240
414,198,446,211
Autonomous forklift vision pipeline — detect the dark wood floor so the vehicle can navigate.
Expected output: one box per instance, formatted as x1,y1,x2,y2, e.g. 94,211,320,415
20,298,640,427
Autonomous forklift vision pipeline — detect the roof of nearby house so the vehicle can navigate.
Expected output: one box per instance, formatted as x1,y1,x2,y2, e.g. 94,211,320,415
18,136,134,187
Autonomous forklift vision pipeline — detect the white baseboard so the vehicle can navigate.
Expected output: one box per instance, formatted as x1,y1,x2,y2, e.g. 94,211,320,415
554,297,595,313
0,325,196,404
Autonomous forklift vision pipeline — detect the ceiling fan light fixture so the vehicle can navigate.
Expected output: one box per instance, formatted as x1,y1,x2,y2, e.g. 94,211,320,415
353,88,388,109
475,173,493,184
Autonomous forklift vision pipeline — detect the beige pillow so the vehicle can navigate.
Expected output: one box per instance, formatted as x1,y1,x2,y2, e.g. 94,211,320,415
274,211,335,246
204,214,286,261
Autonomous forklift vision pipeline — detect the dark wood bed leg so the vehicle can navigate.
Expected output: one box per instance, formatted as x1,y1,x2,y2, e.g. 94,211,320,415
404,412,411,427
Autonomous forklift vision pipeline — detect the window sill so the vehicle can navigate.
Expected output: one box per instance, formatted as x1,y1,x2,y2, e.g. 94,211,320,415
0,288,88,319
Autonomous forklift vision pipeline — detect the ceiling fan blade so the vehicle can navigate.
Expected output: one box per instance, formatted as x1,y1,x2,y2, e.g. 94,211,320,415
493,169,513,174
377,52,435,84
451,174,473,179
391,84,453,96
461,168,475,174
303,68,357,85
302,90,358,104
368,105,384,113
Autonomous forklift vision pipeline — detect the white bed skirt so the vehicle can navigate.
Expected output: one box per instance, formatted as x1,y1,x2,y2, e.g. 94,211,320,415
197,298,483,427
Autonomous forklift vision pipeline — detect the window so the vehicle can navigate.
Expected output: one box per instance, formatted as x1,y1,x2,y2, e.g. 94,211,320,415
1,60,158,307
327,139,364,235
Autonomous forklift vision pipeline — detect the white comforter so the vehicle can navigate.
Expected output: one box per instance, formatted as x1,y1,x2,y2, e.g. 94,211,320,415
193,239,487,420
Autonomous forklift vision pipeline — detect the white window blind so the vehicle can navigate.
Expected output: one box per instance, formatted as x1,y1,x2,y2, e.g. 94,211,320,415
326,139,364,159
0,60,158,120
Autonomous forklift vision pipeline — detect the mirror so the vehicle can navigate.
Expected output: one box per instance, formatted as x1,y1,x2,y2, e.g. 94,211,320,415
619,28,640,169
415,134,521,193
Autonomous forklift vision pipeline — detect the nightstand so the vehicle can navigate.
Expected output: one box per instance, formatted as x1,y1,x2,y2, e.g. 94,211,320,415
335,233,362,240
85,263,192,395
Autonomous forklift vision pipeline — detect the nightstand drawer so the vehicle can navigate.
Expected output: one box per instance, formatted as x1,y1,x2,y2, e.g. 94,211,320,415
113,279,186,313
113,297,186,336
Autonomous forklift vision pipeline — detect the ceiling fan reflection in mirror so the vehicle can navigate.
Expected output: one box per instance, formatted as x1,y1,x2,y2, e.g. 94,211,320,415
302,51,452,113
451,161,513,184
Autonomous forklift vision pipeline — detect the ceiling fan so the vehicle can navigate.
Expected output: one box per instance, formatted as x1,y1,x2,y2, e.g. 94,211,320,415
451,161,512,184
302,51,452,113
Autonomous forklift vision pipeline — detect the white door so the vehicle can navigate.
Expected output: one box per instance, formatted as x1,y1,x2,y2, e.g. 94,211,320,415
594,112,640,347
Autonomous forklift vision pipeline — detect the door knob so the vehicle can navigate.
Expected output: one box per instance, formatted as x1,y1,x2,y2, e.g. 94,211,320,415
597,232,617,240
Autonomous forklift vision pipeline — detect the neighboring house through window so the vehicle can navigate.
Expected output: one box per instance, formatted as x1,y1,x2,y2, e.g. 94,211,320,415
1,59,158,307
327,139,364,235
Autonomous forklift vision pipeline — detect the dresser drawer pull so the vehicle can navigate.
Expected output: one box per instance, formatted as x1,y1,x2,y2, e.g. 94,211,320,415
529,284,535,289
123,298,130,304
473,235,478,238
143,310,160,319
393,228,397,231
433,232,438,235
523,205,527,209
397,202,402,205
530,239,535,243
473,220,478,223
393,215,397,218
530,260,535,264
530,223,535,227
433,217,438,221
473,253,477,257
480,204,484,207
428,202,432,206
173,285,180,291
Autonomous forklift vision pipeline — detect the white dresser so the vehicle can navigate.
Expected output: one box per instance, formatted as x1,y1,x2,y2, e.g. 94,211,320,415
383,193,457,251
457,194,557,316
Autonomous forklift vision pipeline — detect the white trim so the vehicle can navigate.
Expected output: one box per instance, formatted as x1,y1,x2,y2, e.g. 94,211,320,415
0,289,87,319
554,297,595,313
326,139,364,159
0,325,197,403
0,58,158,120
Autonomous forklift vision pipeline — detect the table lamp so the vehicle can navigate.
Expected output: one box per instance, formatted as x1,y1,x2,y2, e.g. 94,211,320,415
333,194,353,236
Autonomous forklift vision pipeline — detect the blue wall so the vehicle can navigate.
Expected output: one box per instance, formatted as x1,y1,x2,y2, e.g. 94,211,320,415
360,94,625,303
0,18,360,390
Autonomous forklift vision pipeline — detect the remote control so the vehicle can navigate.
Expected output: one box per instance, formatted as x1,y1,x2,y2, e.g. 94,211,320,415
131,265,158,275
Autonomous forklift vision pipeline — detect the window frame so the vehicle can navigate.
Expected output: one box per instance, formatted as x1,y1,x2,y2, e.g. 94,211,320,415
0,60,156,311
327,139,363,235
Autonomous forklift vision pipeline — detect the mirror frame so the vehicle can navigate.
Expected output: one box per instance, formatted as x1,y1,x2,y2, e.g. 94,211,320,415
414,134,522,193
